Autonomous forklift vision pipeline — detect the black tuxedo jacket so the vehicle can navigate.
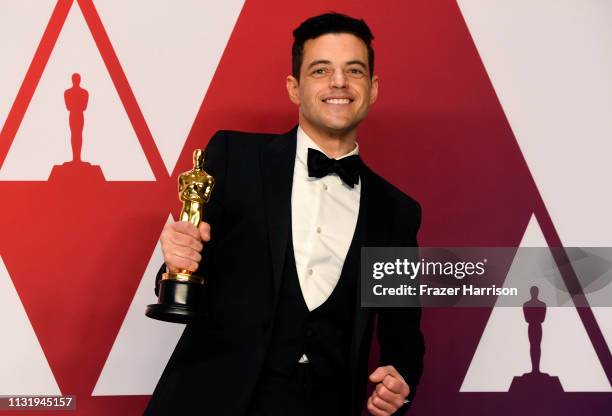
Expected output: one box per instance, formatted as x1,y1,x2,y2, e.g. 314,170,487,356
145,128,424,415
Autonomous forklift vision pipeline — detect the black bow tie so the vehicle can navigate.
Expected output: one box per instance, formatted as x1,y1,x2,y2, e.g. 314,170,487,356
307,148,360,188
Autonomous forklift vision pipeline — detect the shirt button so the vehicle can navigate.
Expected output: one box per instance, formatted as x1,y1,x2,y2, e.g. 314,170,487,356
308,269,313,275
322,183,328,191
316,226,321,234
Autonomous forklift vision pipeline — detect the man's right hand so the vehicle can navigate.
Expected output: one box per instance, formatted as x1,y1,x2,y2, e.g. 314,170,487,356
160,221,211,273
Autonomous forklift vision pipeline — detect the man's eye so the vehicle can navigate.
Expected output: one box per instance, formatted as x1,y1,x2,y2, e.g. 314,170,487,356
312,68,328,75
349,68,364,75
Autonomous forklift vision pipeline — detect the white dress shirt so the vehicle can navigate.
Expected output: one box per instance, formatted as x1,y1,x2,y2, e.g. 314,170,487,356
291,126,361,312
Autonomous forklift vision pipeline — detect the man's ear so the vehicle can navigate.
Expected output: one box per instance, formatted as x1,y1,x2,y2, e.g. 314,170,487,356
286,75,300,105
369,74,379,105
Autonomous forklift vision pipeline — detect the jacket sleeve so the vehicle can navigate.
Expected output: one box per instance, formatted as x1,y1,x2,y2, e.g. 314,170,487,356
376,200,424,414
154,130,229,296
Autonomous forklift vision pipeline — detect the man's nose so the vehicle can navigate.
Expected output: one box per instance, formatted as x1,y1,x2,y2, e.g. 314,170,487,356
329,69,348,88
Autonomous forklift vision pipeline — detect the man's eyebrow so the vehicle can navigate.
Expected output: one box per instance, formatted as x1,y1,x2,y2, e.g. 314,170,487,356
307,59,332,69
306,59,368,70
346,60,367,69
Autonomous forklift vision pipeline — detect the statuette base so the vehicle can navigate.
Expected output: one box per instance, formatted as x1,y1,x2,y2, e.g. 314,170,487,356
146,274,206,324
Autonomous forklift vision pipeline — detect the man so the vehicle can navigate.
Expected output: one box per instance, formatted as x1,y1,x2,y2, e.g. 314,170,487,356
145,13,424,416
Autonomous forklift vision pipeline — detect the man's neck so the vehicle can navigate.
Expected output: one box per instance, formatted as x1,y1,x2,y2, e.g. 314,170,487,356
299,122,357,159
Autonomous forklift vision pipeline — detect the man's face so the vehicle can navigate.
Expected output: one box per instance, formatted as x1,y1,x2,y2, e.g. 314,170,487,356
287,33,378,137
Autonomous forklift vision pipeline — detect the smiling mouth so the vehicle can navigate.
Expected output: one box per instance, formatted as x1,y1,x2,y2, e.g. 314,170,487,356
323,98,352,104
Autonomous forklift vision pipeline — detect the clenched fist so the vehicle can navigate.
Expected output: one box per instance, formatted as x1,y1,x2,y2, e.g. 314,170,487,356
160,220,211,273
367,365,410,416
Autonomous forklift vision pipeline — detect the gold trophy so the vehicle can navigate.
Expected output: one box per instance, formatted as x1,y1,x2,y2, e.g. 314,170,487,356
146,149,214,323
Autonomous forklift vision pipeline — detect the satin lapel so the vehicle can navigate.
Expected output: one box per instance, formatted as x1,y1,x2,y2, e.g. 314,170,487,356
350,163,395,363
260,127,297,304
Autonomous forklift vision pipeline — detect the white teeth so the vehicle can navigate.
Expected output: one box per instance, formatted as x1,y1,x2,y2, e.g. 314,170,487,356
325,98,350,104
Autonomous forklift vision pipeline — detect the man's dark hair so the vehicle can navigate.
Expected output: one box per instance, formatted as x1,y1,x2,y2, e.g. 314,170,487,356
292,12,375,79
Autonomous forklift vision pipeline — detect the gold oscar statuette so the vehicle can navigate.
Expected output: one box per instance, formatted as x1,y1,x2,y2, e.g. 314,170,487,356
146,149,214,323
